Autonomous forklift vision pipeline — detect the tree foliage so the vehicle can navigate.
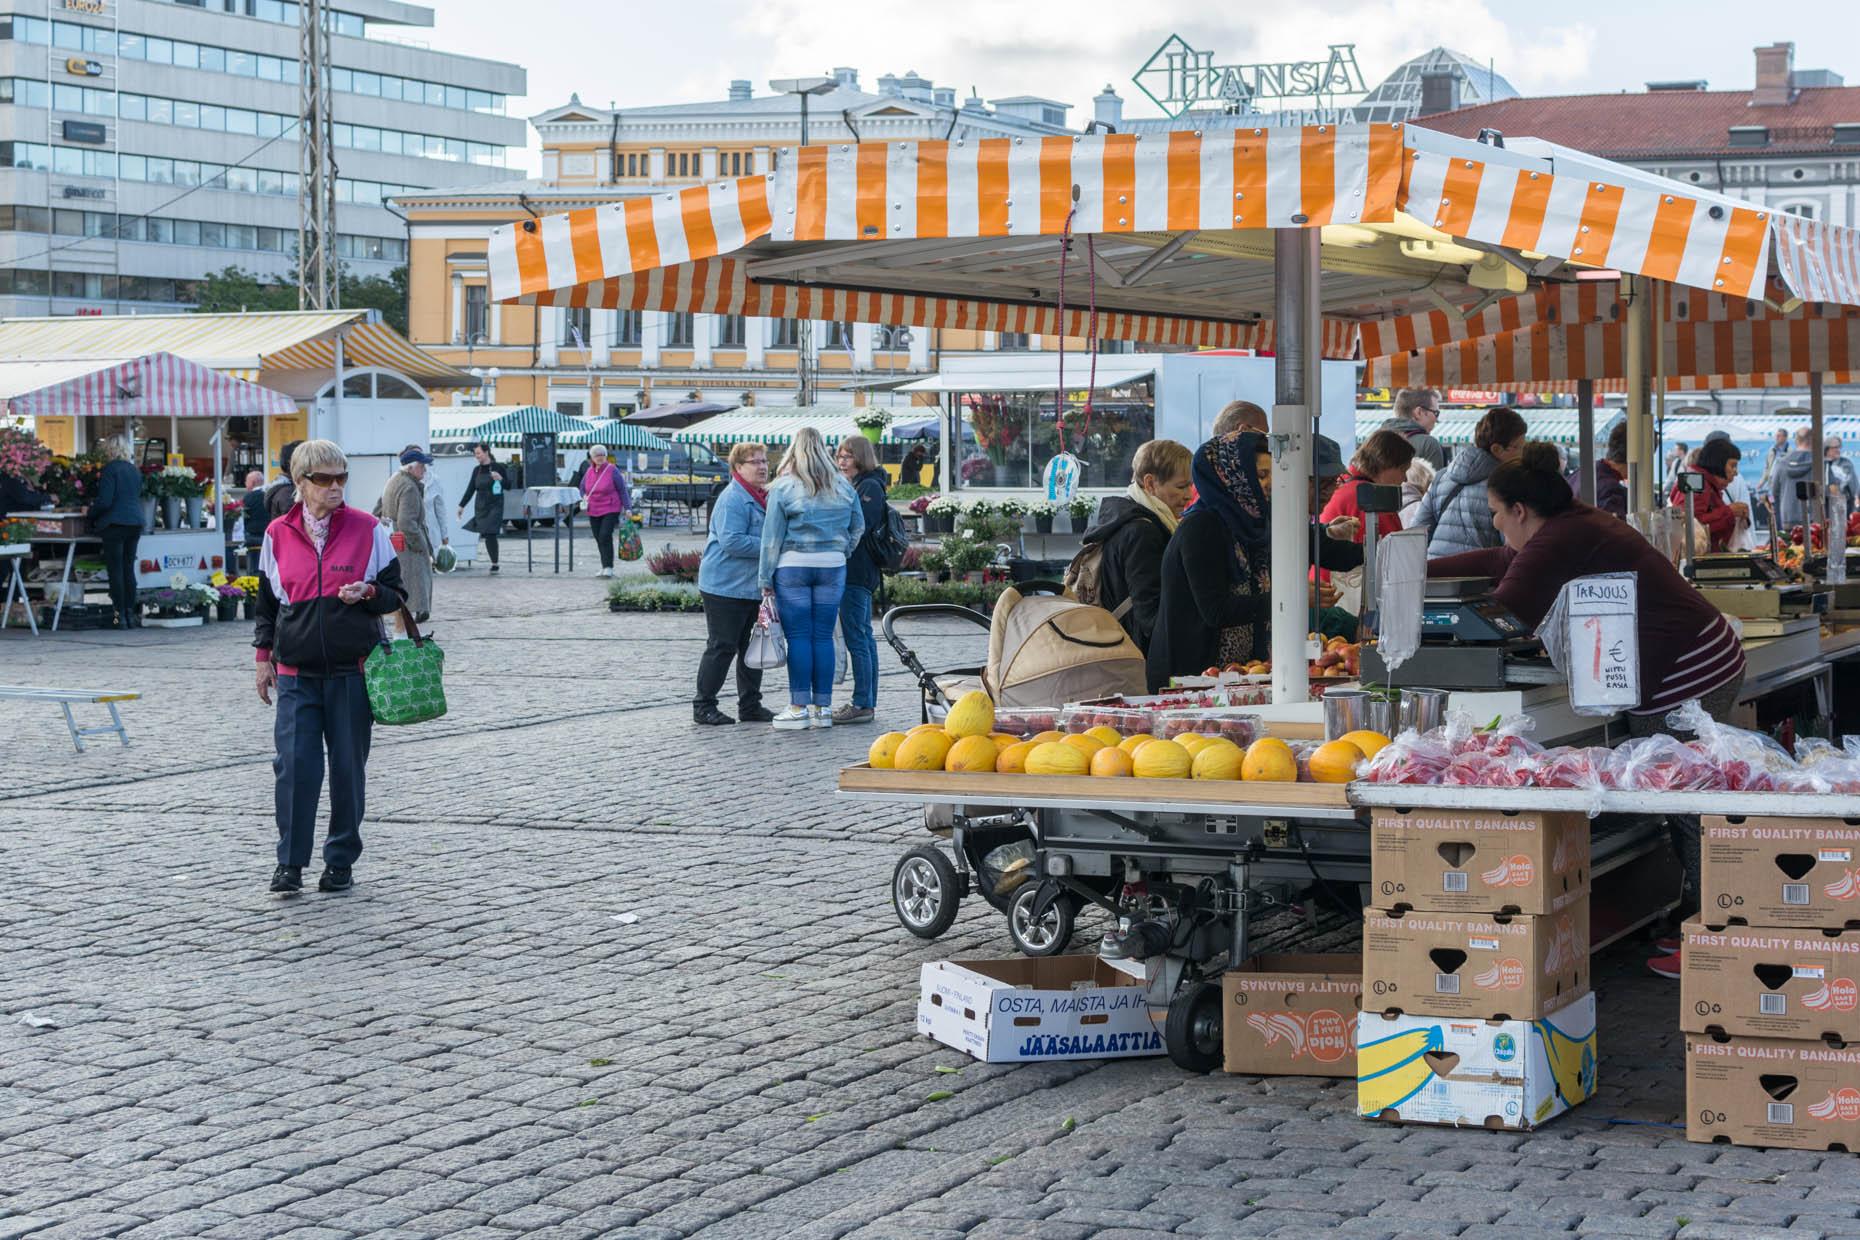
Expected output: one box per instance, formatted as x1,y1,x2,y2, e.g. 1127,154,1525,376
187,264,409,336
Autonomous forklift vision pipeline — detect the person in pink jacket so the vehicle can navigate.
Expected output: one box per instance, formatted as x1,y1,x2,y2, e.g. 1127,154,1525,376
575,445,632,578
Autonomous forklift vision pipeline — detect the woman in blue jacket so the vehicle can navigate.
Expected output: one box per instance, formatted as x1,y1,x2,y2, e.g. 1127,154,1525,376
759,427,864,730
89,434,147,630
693,442,775,726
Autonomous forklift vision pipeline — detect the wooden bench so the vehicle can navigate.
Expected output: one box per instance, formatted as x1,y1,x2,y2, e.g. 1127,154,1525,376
0,685,138,752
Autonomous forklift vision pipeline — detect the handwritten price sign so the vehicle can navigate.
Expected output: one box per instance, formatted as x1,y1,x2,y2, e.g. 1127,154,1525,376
1565,575,1639,711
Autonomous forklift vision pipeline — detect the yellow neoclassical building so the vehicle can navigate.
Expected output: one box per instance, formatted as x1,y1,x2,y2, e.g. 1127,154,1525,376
396,67,1133,416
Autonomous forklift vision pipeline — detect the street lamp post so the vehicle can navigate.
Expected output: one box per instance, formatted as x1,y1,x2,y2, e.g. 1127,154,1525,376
769,75,836,147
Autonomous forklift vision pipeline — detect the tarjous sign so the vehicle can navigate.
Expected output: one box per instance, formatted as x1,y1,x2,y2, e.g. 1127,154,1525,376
1133,35,1368,119
1565,574,1639,713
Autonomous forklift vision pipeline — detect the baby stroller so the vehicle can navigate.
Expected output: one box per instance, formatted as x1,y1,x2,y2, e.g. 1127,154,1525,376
881,584,1148,955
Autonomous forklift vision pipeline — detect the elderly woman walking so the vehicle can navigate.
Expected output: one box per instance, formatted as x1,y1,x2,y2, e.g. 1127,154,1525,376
694,442,776,725
88,434,145,630
575,444,632,578
760,427,864,730
254,440,406,895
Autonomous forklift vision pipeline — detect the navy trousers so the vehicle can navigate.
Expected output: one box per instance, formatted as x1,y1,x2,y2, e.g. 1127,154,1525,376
274,671,373,869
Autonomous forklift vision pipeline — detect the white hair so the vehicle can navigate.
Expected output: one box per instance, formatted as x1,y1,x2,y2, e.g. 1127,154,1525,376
290,439,348,482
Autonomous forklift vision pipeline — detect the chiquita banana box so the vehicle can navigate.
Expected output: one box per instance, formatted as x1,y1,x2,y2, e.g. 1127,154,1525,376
1356,992,1597,1130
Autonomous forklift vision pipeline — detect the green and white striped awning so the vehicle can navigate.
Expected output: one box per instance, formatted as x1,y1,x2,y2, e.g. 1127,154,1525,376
1354,408,1609,449
671,406,904,447
431,405,595,446
558,418,674,451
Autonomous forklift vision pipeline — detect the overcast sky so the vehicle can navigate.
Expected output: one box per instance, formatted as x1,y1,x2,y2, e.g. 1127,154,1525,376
413,0,1858,172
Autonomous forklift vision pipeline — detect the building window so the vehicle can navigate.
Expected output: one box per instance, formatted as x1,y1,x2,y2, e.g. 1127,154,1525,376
613,309,642,346
770,319,800,348
556,401,584,417
1783,203,1816,219
717,315,746,347
1097,337,1134,354
824,321,853,350
563,306,590,347
875,324,910,352
464,285,488,342
996,332,1030,352
664,312,694,347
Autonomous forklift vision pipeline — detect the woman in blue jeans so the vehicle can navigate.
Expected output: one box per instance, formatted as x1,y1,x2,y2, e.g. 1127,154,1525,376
758,427,864,730
834,435,889,724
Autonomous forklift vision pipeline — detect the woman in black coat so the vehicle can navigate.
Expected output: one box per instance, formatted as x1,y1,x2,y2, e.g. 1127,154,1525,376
1147,433,1361,690
455,441,510,572
1078,438,1193,652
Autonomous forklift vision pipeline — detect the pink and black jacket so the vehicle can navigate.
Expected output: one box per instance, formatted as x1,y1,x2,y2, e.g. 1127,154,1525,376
254,503,407,675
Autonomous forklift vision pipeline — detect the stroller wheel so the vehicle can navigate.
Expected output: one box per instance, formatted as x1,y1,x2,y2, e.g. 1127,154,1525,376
1008,882,1074,958
1164,979,1224,1074
893,846,960,939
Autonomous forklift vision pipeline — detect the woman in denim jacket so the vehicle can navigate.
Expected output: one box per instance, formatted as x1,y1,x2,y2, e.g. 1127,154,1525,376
692,442,775,726
758,427,864,730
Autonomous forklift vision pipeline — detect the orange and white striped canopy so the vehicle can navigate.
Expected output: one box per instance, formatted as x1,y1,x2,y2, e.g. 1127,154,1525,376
1365,316,1860,389
489,122,1849,315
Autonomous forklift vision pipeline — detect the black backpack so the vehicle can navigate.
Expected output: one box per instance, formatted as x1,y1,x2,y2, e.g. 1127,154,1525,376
867,503,910,574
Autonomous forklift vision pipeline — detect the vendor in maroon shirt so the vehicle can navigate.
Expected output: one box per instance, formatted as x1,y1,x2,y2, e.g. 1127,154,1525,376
1428,442,1745,725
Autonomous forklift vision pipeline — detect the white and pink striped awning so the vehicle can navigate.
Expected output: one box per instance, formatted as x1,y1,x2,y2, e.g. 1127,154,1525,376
2,352,299,419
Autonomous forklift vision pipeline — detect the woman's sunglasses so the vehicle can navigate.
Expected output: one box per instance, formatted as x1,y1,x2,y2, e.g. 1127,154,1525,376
304,472,349,487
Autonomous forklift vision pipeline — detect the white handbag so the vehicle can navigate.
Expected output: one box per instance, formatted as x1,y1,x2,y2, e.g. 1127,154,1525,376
745,598,788,670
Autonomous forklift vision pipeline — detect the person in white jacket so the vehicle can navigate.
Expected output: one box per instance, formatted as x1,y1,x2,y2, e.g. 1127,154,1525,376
423,468,452,554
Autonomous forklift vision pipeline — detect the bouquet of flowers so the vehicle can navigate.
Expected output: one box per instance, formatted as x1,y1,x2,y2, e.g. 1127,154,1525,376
0,426,50,485
37,452,106,507
908,494,936,515
232,575,261,598
160,464,205,499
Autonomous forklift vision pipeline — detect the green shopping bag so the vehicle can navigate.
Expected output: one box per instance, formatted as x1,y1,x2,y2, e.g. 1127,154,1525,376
363,608,447,725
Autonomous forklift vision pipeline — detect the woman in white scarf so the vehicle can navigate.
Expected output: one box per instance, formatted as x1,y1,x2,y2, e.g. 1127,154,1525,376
1075,439,1193,652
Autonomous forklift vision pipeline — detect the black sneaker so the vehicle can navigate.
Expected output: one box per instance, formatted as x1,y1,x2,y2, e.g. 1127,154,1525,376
738,704,776,723
694,706,735,726
269,865,303,894
318,867,354,893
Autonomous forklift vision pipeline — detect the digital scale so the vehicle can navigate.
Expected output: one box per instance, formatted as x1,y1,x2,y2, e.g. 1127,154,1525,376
1361,577,1549,690
1690,553,1828,621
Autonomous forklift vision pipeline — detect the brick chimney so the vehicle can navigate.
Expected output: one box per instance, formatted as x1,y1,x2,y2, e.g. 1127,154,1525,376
1752,41,1795,106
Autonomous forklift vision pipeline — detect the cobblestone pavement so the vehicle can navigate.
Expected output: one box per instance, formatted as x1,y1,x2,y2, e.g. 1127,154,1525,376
4,561,1860,1240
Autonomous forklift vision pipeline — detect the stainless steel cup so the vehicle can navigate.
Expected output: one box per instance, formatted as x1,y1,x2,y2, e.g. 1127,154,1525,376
1365,696,1395,738
1398,688,1449,735
1322,688,1369,741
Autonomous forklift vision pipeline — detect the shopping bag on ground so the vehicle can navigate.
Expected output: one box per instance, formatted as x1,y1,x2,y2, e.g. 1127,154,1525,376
363,608,448,725
745,598,787,670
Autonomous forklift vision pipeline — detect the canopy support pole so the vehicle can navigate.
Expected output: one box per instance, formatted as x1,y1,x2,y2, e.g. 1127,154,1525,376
940,395,955,494
1812,372,1827,503
1653,280,1667,504
1269,228,1317,707
1625,276,1652,516
1576,379,1596,505
211,418,225,547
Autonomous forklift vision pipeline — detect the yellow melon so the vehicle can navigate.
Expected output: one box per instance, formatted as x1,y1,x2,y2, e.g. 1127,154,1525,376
1029,730,1066,745
908,722,946,736
996,740,1040,773
944,735,999,773
1132,739,1192,779
1177,734,1214,757
1089,746,1134,777
1117,733,1157,754
1085,725,1123,747
1241,740,1298,782
1062,733,1106,757
894,730,955,771
1309,739,1366,784
1025,741,1090,776
1338,729,1392,760
990,732,1022,749
944,691,997,739
1192,744,1246,781
868,732,907,769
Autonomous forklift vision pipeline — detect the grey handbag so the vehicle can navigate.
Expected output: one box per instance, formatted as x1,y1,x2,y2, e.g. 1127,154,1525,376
744,598,788,670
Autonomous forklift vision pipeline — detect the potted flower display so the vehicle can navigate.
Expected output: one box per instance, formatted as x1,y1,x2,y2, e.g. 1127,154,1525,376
995,497,1028,535
852,409,892,444
140,574,205,627
958,498,994,540
923,494,960,535
233,574,261,619
1065,494,1098,532
945,534,995,584
1,518,32,545
0,427,51,503
918,548,948,584
139,468,161,532
161,465,206,528
1028,499,1057,535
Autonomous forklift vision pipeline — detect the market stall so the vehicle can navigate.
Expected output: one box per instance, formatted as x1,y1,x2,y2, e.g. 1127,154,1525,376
492,120,1860,1144
1,353,295,629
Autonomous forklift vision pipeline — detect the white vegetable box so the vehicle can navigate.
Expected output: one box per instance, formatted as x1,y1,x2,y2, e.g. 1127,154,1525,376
917,957,1165,1063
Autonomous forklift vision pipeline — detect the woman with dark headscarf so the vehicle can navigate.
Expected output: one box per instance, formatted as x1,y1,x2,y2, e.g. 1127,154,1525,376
1146,433,1275,691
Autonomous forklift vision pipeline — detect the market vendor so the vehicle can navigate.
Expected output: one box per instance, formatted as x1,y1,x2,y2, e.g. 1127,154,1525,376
1428,442,1746,724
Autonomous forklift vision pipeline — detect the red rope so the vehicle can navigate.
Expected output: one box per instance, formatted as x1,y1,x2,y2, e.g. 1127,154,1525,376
1053,212,1103,457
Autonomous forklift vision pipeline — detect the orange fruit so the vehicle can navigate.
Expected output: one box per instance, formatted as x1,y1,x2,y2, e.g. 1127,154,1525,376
1192,744,1246,781
1338,729,1392,760
1085,725,1123,747
1089,747,1134,777
1308,739,1366,784
944,735,999,773
1025,741,1089,776
995,740,1040,773
868,732,907,769
1132,739,1192,779
1241,740,1298,782
1118,733,1157,754
1062,733,1106,757
895,730,955,770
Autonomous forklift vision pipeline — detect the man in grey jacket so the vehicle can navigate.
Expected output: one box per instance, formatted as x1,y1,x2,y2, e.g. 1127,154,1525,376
380,446,435,622
1377,388,1447,470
